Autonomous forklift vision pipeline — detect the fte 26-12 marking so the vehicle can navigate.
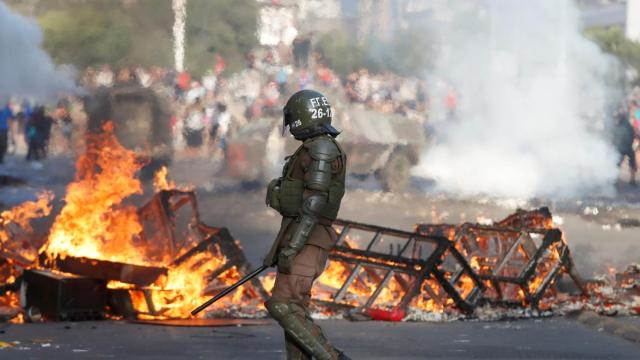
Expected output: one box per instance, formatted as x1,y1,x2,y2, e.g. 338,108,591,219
308,97,332,119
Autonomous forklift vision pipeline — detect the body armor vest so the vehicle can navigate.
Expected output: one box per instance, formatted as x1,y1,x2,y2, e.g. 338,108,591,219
266,137,346,220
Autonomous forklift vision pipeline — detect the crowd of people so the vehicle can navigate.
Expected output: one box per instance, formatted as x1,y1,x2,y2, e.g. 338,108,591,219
0,99,71,165
70,42,436,160
344,68,429,116
1,36,639,189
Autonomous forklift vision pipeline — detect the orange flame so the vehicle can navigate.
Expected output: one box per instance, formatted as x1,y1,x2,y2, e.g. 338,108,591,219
0,192,53,315
1,192,53,248
41,122,148,265
36,123,263,319
153,166,176,192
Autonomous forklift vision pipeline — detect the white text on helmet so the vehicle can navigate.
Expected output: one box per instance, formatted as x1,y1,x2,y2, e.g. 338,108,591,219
309,97,329,108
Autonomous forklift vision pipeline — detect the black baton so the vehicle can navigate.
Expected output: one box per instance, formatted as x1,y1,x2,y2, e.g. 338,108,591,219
191,265,269,316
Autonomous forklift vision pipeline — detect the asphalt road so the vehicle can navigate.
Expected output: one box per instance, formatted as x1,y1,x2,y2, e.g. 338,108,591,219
2,154,640,276
2,156,640,360
0,317,639,360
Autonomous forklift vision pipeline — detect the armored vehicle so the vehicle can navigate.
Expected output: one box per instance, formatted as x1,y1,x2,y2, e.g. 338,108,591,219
84,86,173,179
337,106,424,192
223,105,425,192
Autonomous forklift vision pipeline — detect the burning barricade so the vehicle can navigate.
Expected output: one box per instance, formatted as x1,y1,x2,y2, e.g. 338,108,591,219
0,192,53,321
311,219,483,318
310,210,586,320
0,124,267,322
0,123,638,323
415,208,586,311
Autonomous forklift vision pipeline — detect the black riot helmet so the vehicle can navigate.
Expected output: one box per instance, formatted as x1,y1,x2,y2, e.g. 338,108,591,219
283,89,340,140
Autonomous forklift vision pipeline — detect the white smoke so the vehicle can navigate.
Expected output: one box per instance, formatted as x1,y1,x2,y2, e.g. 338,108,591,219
0,2,76,103
415,0,621,199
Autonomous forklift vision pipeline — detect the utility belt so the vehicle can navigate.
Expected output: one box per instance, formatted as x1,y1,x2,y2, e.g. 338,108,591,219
282,215,334,227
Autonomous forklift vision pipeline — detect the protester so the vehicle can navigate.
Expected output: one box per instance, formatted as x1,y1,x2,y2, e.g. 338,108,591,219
214,54,226,76
212,102,231,156
25,106,54,161
95,64,114,87
0,102,13,164
297,69,312,90
202,70,217,94
612,104,638,185
276,66,289,95
176,70,191,98
631,98,640,136
54,99,73,148
292,35,311,68
183,98,205,149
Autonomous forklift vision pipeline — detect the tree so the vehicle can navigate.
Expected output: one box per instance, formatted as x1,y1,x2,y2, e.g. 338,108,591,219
316,26,433,78
39,6,131,68
316,30,372,77
32,0,258,75
585,26,640,78
184,0,258,75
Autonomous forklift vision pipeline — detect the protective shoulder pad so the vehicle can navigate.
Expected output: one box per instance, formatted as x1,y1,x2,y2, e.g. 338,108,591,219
304,136,340,161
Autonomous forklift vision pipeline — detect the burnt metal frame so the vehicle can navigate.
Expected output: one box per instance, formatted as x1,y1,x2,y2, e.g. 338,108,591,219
134,190,268,316
109,225,270,319
180,223,270,300
138,189,201,259
416,222,585,309
139,189,267,299
39,189,268,319
316,219,484,314
108,287,181,318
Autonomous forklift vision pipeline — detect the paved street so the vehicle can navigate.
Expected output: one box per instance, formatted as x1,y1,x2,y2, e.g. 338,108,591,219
0,317,639,359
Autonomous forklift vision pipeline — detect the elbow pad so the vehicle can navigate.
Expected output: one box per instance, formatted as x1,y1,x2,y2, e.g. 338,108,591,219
304,137,340,192
287,214,317,252
287,193,328,251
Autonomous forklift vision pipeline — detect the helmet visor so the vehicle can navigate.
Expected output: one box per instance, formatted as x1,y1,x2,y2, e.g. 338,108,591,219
283,108,292,136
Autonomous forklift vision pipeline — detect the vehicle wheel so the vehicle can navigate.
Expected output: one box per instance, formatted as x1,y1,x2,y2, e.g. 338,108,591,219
376,151,411,192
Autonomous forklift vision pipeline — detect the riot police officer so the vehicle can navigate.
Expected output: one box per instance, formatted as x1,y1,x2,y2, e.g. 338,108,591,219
263,90,350,360
612,104,638,185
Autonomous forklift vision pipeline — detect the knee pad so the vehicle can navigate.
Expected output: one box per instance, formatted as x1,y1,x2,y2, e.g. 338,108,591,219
265,299,290,321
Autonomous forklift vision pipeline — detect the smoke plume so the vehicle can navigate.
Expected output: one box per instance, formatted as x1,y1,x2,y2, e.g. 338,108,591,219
0,2,76,103
415,0,621,199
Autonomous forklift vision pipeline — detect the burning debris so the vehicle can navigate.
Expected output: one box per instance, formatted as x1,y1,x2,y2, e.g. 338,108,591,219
0,192,53,321
305,207,637,320
616,264,640,295
0,124,267,322
0,126,637,323
23,269,107,321
584,264,640,316
311,219,482,317
416,207,585,310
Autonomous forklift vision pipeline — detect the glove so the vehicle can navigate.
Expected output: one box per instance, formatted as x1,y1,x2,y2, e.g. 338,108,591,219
263,255,276,268
277,247,299,274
